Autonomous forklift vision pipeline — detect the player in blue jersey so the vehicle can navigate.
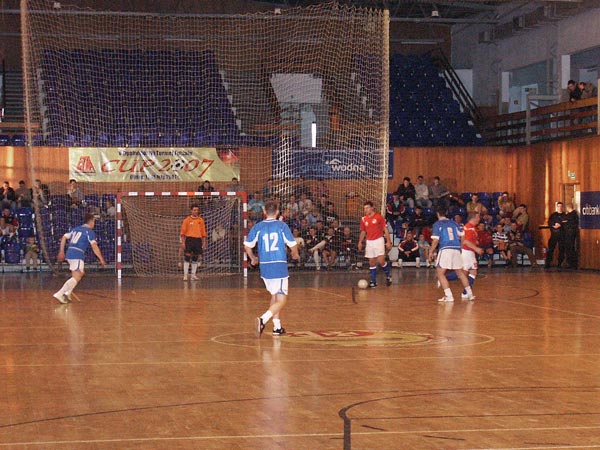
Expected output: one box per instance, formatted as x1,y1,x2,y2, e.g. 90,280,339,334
428,206,474,302
244,201,299,337
53,213,106,303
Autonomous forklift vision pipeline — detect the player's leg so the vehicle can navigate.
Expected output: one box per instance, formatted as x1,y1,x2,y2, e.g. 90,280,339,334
53,260,84,303
368,256,378,287
456,269,474,300
256,278,288,337
190,254,200,280
183,252,191,281
377,254,392,286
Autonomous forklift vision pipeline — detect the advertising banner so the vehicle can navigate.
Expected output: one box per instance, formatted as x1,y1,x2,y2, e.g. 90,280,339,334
69,147,240,182
580,191,600,229
272,147,387,180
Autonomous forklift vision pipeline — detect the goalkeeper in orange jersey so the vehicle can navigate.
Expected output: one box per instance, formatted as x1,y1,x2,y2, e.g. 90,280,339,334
180,204,207,281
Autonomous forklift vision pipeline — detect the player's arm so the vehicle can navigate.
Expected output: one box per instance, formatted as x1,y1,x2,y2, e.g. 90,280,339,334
180,220,187,250
383,225,392,250
243,229,259,266
201,219,207,249
90,241,107,267
462,236,483,255
357,230,366,251
428,237,439,262
57,233,69,262
244,243,258,266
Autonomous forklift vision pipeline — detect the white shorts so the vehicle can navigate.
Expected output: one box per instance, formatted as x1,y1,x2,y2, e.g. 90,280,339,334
461,250,478,271
262,277,289,296
67,259,85,273
436,248,463,270
365,237,385,259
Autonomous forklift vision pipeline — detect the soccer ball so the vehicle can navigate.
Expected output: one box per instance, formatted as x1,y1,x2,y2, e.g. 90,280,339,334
357,279,369,289
172,159,186,171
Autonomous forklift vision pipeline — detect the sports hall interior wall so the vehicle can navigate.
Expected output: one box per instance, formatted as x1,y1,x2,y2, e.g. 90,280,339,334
1,136,599,269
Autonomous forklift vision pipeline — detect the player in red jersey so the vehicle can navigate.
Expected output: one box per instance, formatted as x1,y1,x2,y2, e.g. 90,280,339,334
357,201,393,288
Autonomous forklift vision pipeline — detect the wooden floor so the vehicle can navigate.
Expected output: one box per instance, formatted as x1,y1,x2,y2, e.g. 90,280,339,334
1,266,600,449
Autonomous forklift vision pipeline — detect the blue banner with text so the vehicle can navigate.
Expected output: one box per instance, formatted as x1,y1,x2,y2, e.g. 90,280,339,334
579,191,600,229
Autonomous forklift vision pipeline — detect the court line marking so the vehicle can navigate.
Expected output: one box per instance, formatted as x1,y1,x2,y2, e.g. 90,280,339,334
5,352,600,367
307,288,349,299
1,425,600,446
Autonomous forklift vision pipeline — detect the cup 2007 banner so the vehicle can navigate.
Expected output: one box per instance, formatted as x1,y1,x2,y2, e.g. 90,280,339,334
579,191,600,229
69,148,240,182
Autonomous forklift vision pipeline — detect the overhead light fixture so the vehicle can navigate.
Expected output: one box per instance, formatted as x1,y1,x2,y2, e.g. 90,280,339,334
431,5,440,17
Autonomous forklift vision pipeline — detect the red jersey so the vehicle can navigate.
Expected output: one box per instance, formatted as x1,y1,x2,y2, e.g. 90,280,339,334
360,212,387,241
462,221,478,251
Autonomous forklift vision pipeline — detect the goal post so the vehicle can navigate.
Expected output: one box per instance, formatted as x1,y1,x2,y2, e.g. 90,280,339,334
116,191,248,279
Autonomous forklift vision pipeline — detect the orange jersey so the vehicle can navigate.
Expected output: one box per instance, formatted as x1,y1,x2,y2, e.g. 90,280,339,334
360,212,387,241
180,215,207,239
462,221,478,251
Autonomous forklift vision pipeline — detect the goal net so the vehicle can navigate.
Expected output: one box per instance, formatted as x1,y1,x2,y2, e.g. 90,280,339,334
117,192,246,278
20,0,389,274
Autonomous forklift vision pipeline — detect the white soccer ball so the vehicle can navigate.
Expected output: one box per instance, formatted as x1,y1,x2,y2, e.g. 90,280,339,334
357,279,369,289
172,159,186,171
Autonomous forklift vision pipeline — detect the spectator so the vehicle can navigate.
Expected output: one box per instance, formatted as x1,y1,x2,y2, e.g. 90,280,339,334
211,223,228,243
248,192,265,221
429,176,450,208
466,194,488,216
512,204,529,231
305,226,322,271
339,226,359,269
0,181,16,209
409,206,429,237
298,193,313,216
507,222,538,267
24,236,39,271
294,176,312,199
396,177,416,208
226,177,245,193
1,207,17,227
567,79,582,102
104,199,116,219
454,214,464,230
386,193,405,231
323,203,339,225
290,228,306,267
414,175,432,208
417,233,431,267
497,192,515,218
578,81,598,100
262,178,277,201
15,180,31,208
477,222,495,268
32,179,49,208
492,223,510,263
398,231,419,263
67,179,83,208
316,194,332,215
563,203,579,269
286,195,300,218
321,226,340,270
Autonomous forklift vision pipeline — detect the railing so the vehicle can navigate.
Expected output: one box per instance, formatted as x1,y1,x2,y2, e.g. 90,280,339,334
429,48,484,127
0,60,4,121
483,96,598,146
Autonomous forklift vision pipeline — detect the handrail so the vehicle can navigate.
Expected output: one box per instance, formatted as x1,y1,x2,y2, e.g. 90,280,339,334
0,59,5,121
483,96,598,146
428,48,484,127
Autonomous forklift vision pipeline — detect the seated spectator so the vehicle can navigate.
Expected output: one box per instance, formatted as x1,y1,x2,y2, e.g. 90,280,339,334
492,223,510,263
298,193,313,216
414,175,432,208
316,194,332,215
290,228,306,267
321,226,341,270
32,179,49,208
507,222,538,267
1,208,17,228
398,232,419,263
323,203,339,225
409,206,429,237
24,236,39,271
67,179,83,208
305,210,322,226
417,233,432,267
211,223,227,244
15,180,31,208
477,222,495,268
104,199,116,219
294,176,312,199
396,221,410,241
497,192,515,218
454,214,464,230
466,194,488,216
339,226,359,269
248,192,265,221
567,79,582,102
262,177,278,201
386,193,405,230
579,81,598,99
396,177,416,208
305,226,323,271
225,177,245,193
286,195,300,218
512,204,529,231
429,176,450,208
0,181,16,210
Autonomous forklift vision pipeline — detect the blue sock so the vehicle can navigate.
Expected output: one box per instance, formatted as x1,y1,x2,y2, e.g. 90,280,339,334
382,262,391,277
370,267,377,284
446,271,458,281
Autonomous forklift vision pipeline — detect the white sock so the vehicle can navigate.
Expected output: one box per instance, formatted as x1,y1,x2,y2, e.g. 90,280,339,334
59,277,78,295
183,261,190,275
465,286,473,296
273,318,281,330
261,310,273,324
444,287,453,298
191,262,198,275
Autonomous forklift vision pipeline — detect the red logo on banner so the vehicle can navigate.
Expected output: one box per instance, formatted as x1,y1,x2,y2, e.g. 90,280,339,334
76,156,96,173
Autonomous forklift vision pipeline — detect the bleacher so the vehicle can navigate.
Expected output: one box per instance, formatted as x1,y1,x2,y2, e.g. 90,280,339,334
389,54,483,147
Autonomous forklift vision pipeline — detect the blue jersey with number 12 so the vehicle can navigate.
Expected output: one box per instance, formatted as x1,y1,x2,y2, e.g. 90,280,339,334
431,218,463,250
65,224,97,260
244,218,296,279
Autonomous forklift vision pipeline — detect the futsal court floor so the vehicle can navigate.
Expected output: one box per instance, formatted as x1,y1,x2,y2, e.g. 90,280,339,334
1,266,600,449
